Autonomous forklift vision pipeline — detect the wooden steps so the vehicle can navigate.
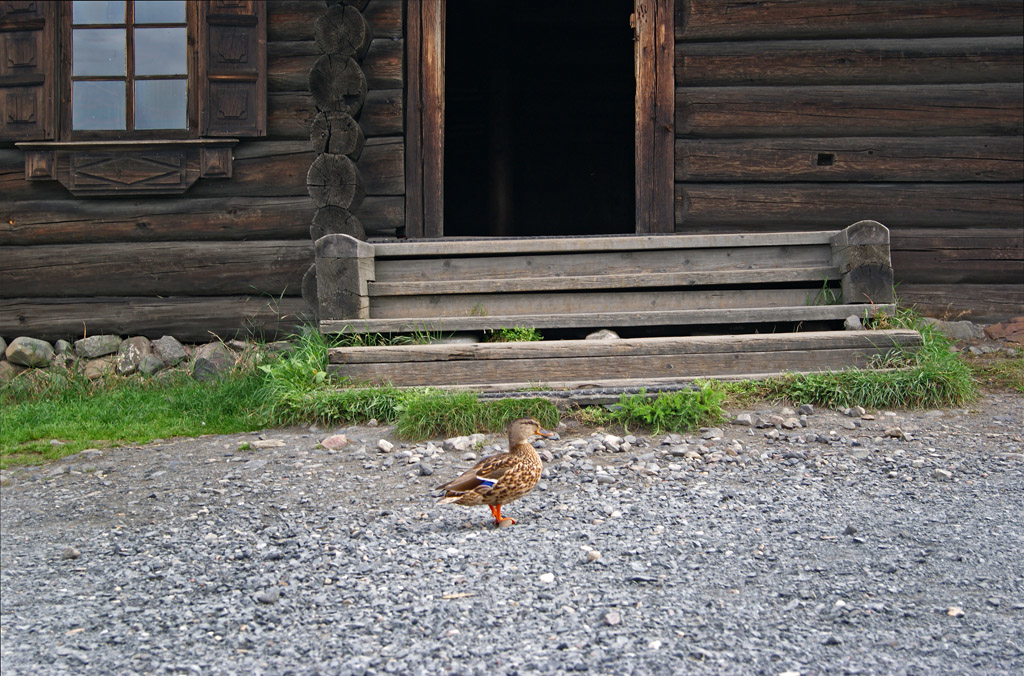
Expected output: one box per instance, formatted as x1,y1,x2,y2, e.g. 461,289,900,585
327,329,922,389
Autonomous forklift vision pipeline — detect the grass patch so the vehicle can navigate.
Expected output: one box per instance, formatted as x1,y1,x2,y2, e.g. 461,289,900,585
739,307,977,410
1,368,269,468
967,354,1024,393
577,383,728,435
485,326,543,342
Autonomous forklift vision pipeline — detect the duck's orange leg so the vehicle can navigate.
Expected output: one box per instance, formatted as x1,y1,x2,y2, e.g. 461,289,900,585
490,504,515,526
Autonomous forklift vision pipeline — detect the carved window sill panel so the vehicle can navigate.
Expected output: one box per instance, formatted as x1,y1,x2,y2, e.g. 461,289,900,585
15,139,239,196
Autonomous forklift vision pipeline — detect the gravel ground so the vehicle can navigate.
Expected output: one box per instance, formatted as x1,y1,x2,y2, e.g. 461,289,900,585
2,392,1022,676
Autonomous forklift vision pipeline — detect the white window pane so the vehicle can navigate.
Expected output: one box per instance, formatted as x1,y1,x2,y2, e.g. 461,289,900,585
73,80,126,130
135,0,186,24
135,79,188,129
73,28,126,76
135,28,187,76
73,0,125,25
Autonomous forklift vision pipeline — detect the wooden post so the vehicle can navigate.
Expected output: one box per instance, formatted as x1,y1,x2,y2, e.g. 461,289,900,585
314,234,376,320
634,0,675,233
405,0,445,238
831,220,895,304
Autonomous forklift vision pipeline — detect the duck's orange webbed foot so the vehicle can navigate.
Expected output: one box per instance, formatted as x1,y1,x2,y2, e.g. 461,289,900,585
489,505,515,526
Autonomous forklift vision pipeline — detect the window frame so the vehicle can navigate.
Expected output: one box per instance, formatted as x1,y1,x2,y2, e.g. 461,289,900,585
60,0,200,141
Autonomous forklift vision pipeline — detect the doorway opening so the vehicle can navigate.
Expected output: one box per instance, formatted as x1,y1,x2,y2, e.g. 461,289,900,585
443,1,635,237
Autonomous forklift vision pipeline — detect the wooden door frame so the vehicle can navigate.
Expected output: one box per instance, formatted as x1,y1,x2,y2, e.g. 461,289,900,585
405,0,673,238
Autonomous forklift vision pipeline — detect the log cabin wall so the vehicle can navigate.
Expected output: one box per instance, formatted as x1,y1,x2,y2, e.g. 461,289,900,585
674,0,1024,322
0,1,329,341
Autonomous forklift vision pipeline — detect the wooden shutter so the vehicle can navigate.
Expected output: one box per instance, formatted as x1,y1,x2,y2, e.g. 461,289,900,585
199,0,266,137
0,0,56,141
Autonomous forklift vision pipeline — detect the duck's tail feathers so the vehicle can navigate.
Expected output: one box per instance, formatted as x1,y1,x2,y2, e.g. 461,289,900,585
436,494,462,505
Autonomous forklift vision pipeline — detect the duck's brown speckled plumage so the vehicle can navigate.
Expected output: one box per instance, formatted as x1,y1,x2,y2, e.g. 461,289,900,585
435,417,554,526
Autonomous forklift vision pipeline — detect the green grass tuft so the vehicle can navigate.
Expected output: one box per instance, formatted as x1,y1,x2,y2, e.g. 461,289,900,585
580,382,728,435
485,326,543,342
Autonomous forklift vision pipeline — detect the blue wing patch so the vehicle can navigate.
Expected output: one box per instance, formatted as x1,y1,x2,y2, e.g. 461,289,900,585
477,476,497,490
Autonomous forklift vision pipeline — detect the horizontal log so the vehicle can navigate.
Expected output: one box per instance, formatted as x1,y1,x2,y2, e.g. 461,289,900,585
320,304,896,335
675,183,1023,229
268,0,327,42
190,140,314,198
676,84,1024,138
676,137,1024,182
359,89,403,136
368,267,839,297
268,50,317,92
363,38,403,89
330,329,922,364
0,196,314,245
891,227,1023,284
0,241,313,298
898,284,1023,323
676,0,1024,41
363,0,402,39
358,137,403,195
676,36,1024,87
0,296,309,343
355,195,404,234
268,92,318,140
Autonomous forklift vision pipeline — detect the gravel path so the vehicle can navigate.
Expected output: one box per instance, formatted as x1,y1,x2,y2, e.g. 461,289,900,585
2,393,1022,675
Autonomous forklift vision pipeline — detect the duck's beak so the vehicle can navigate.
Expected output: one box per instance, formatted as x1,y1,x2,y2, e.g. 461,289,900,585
536,427,555,438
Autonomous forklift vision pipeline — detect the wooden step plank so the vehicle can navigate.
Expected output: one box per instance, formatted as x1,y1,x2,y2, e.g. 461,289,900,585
368,266,840,296
328,331,921,387
320,303,894,334
371,287,823,320
329,330,922,364
368,231,837,257
372,244,834,283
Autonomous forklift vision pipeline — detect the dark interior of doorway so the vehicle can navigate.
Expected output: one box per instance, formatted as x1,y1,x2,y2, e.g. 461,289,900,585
444,1,635,237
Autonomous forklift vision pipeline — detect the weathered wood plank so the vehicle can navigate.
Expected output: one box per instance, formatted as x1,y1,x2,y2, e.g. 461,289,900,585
373,244,834,283
898,284,1023,322
891,228,1023,284
268,49,317,92
330,330,922,364
268,92,318,140
634,0,675,233
368,267,840,296
675,0,1024,41
328,331,921,386
0,241,313,297
358,137,403,195
675,183,1023,229
320,304,895,334
364,0,402,39
370,231,836,257
0,296,309,342
267,0,327,42
676,36,1024,87
370,287,824,320
675,84,1024,137
355,195,405,234
190,140,313,198
360,89,403,136
363,38,403,89
0,196,315,245
676,136,1024,182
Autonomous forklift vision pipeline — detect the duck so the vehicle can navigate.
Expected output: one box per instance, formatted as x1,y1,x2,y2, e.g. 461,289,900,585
435,417,555,526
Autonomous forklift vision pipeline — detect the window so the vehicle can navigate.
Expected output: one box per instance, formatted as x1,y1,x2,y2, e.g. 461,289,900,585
71,0,189,133
1,0,267,195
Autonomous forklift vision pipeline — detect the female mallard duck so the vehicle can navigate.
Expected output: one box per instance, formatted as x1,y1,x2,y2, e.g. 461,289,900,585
435,417,555,526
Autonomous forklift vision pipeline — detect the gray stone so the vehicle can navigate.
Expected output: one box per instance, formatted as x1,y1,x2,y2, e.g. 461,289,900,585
138,354,166,376
83,357,116,380
586,329,620,340
152,335,187,366
191,342,236,381
922,318,985,341
0,360,26,382
5,337,54,367
54,339,73,355
732,413,754,426
74,334,122,359
116,336,153,376
934,468,953,481
844,315,863,331
432,333,480,345
0,336,6,357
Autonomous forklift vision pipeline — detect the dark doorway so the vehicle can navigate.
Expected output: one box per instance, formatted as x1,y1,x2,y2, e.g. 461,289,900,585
444,1,635,237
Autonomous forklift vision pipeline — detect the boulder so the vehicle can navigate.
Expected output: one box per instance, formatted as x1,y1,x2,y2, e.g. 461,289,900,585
75,334,122,359
586,329,620,340
139,354,166,376
152,335,187,366
0,360,26,382
192,342,237,381
984,317,1024,344
54,339,73,355
116,336,154,376
83,356,116,380
5,336,55,368
0,336,6,357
